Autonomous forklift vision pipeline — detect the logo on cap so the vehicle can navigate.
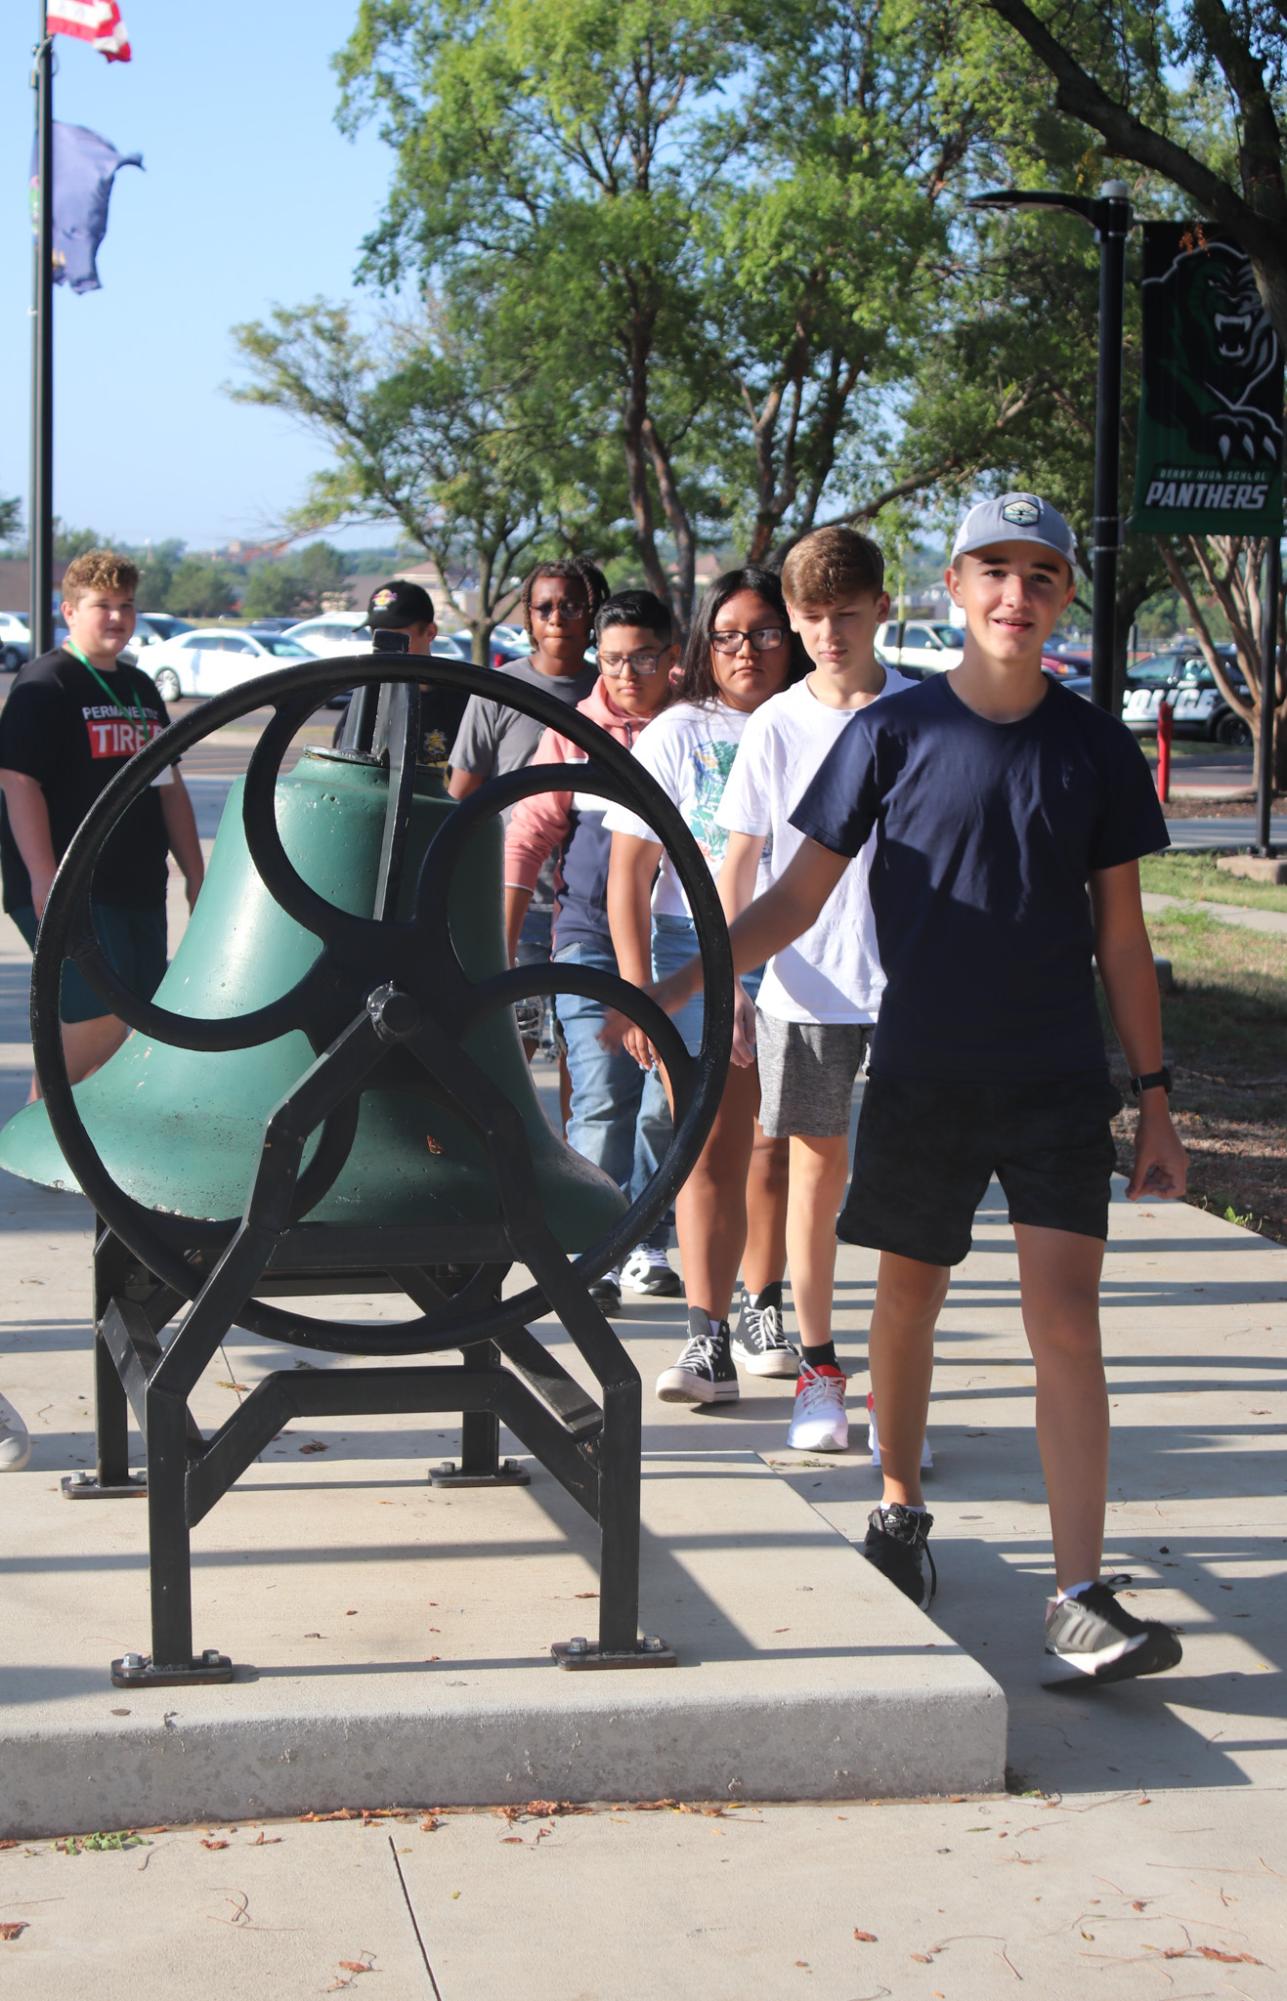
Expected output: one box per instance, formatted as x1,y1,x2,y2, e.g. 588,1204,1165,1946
371,588,397,610
1001,498,1041,527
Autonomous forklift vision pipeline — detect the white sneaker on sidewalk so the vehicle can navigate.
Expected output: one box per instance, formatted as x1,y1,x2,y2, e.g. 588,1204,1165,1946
621,1245,682,1296
787,1362,848,1452
0,1394,31,1471
866,1392,933,1473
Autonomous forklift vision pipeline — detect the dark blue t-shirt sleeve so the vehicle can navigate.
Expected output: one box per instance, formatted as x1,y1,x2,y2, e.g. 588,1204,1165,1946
790,711,882,857
1089,718,1170,870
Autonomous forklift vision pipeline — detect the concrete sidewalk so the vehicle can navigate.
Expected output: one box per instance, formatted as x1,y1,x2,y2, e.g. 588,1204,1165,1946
1,882,1285,1996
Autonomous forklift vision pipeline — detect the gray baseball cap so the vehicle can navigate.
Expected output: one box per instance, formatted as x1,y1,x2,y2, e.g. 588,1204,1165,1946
951,492,1078,568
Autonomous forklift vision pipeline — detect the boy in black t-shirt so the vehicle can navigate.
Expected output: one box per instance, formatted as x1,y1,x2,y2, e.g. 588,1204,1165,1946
0,549,203,1094
646,493,1189,1686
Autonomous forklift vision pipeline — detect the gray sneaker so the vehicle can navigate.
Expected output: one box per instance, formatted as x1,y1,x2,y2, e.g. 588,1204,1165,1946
1044,1582,1182,1685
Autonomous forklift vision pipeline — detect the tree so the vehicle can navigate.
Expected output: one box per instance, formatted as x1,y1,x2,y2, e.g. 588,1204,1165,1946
166,556,239,620
231,300,567,660
334,0,1004,616
976,0,1287,346
1158,535,1285,786
0,496,20,546
242,542,351,620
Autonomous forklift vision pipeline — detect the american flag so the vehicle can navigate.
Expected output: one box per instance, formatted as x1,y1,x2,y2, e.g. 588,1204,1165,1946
46,0,132,62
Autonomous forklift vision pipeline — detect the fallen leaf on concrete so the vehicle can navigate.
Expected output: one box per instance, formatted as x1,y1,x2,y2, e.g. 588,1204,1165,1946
338,1962,374,1974
250,1832,281,1846
200,1839,230,1851
1163,1946,1264,1965
853,1928,878,1942
419,1817,443,1833
299,1441,328,1454
0,1923,29,1942
217,1381,250,1393
911,1953,933,1963
573,1591,598,1599
0,1842,17,1852
500,1837,524,1845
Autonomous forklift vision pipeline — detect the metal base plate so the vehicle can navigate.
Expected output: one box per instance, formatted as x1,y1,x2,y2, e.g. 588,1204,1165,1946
111,1651,234,1688
62,1471,148,1500
552,1636,677,1670
429,1456,532,1489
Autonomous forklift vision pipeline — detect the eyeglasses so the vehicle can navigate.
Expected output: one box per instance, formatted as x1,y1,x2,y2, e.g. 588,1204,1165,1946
709,626,787,654
530,598,588,620
598,648,665,677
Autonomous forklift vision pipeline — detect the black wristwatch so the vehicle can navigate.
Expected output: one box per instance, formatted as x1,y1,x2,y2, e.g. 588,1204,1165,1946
1130,1066,1172,1098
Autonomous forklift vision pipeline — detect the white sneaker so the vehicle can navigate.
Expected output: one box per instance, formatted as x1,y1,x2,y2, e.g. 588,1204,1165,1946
866,1392,933,1473
786,1363,848,1452
621,1245,682,1296
0,1394,31,1471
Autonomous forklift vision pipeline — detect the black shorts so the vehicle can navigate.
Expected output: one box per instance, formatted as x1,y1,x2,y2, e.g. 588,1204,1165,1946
838,1071,1122,1268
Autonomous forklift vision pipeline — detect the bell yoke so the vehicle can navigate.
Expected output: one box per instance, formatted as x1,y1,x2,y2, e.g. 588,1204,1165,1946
0,653,734,1685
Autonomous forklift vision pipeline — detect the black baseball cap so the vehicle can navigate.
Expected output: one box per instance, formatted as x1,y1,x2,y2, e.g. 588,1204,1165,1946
367,579,435,629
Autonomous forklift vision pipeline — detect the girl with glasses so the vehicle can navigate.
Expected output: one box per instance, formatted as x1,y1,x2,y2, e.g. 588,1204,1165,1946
605,565,804,1403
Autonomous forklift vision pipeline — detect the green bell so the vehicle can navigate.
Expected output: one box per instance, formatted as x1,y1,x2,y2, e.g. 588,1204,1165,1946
0,749,626,1249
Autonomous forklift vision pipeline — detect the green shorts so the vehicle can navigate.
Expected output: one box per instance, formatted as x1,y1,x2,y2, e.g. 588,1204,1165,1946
10,902,167,1025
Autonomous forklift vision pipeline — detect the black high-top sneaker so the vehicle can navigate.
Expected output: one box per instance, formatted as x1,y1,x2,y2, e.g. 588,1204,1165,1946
656,1309,740,1405
732,1281,795,1377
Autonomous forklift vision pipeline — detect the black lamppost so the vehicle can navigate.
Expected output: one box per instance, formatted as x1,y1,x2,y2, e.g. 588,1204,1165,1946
969,181,1133,713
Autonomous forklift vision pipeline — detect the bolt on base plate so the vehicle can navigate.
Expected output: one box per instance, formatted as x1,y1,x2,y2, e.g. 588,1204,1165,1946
429,1456,532,1488
62,1470,148,1499
110,1649,234,1688
552,1635,677,1670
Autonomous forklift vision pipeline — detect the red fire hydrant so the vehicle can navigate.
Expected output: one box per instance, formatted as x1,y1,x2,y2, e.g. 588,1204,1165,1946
1156,695,1173,803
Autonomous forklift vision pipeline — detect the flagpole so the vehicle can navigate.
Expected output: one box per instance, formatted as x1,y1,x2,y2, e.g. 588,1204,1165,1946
30,3,54,657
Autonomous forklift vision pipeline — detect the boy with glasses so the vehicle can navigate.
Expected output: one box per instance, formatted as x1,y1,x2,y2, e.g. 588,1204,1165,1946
505,591,679,1307
647,494,1188,1687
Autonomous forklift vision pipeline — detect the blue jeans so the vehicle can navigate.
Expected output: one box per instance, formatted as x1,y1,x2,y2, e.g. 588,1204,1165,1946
650,910,764,1057
554,938,672,1251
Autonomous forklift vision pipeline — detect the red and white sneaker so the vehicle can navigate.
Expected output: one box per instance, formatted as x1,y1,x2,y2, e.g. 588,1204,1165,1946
866,1392,933,1472
787,1362,848,1452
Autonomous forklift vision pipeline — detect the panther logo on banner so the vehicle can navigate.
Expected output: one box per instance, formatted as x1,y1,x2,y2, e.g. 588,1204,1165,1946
1132,224,1283,537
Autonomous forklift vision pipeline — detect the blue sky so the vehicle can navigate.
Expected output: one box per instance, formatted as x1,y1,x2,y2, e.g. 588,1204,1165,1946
2,1,402,550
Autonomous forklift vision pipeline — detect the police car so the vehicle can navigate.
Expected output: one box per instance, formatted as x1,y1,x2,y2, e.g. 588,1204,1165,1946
1122,646,1253,746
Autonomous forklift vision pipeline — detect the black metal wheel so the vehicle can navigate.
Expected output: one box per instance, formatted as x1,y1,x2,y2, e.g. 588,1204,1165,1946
32,654,734,1354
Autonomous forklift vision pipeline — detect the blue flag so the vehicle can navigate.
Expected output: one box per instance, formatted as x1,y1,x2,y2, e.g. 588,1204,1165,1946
29,121,142,294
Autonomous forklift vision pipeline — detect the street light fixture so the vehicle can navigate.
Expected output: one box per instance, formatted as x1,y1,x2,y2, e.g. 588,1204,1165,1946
968,182,1133,713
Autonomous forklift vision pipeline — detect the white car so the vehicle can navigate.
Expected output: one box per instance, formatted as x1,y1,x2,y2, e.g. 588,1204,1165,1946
1,610,32,669
144,627,312,702
283,612,373,658
875,620,964,672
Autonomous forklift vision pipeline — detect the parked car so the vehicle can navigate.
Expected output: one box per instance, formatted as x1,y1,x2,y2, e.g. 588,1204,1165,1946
874,620,964,673
1122,647,1253,744
283,612,373,658
240,615,297,634
136,612,193,644
143,627,312,702
0,611,30,670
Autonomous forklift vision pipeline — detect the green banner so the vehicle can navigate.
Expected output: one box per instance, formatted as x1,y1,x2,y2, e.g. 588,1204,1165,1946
1132,223,1283,537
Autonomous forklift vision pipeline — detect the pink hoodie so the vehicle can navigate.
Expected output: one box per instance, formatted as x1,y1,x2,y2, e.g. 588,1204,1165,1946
504,676,657,895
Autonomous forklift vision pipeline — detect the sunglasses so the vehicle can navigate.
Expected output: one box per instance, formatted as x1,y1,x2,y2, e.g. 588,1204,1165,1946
530,598,589,620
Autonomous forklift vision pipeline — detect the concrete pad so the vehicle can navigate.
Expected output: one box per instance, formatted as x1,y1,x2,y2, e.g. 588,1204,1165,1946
0,1434,1003,1835
4,1790,1285,2001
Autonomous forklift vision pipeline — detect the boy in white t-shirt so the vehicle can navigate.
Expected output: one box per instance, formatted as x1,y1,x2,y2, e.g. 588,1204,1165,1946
716,527,921,1456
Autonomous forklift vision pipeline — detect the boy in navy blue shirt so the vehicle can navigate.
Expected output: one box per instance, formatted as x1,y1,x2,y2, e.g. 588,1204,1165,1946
645,493,1188,1685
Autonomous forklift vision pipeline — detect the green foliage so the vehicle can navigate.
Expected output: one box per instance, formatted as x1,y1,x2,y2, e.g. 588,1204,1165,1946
166,556,239,620
53,520,107,561
0,495,21,545
242,542,351,620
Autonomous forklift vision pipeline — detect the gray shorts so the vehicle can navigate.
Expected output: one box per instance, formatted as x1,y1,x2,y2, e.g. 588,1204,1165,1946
755,1012,874,1139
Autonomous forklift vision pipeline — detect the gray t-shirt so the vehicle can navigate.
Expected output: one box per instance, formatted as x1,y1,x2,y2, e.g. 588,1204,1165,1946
449,655,597,921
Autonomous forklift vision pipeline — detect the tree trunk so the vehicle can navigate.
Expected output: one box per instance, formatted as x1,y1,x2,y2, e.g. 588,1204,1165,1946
622,317,670,608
